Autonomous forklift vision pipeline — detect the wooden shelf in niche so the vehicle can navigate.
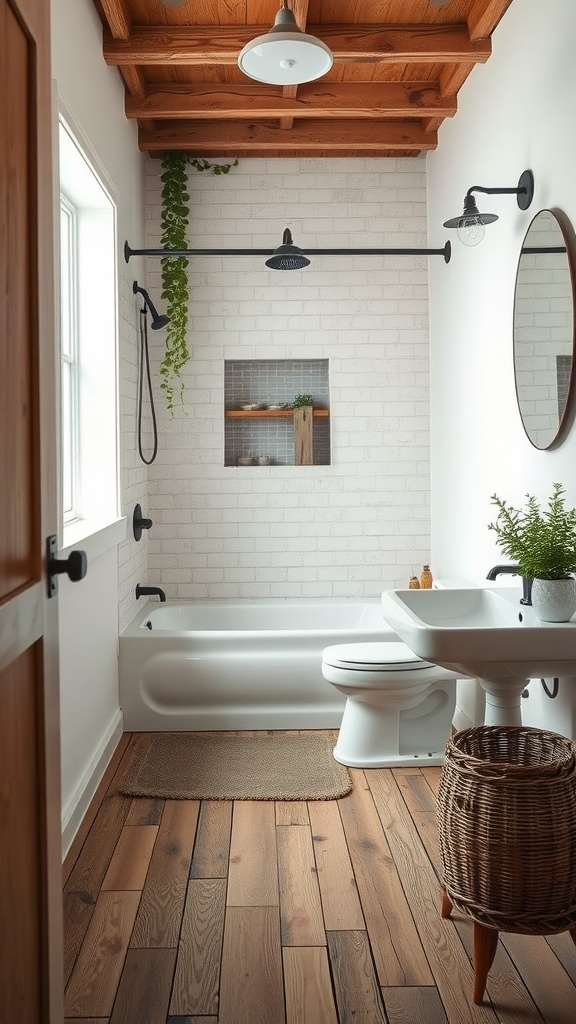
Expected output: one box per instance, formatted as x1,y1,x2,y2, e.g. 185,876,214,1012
225,409,329,418
225,406,329,466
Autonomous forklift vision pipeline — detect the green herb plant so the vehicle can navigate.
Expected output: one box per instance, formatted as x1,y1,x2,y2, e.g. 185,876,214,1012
290,394,315,408
489,482,576,579
160,151,238,414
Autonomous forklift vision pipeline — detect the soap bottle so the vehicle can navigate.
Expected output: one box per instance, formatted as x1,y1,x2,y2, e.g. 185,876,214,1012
408,576,420,589
420,564,433,589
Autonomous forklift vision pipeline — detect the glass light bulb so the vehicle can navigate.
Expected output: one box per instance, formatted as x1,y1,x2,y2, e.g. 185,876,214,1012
457,217,485,247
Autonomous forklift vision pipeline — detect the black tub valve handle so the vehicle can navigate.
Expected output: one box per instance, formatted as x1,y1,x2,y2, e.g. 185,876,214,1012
133,503,153,541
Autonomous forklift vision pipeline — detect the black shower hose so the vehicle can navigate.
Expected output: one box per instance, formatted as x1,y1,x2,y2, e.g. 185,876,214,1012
137,304,158,465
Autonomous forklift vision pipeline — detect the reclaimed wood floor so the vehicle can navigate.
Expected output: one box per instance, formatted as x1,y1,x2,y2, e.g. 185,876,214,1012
63,731,576,1024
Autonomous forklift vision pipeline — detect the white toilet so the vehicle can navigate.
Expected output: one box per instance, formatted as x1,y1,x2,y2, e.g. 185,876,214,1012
321,641,458,768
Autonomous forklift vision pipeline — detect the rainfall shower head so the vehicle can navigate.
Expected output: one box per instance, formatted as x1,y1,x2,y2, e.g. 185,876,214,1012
265,228,311,271
132,281,170,330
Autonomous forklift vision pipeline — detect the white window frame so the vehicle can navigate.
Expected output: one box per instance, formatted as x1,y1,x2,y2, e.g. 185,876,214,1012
58,115,120,546
59,194,80,524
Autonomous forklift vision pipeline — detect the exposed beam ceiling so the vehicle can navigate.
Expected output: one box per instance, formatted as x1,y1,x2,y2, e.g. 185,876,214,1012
91,0,515,159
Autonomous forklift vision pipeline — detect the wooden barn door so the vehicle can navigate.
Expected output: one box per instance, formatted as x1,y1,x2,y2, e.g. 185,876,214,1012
0,0,63,1020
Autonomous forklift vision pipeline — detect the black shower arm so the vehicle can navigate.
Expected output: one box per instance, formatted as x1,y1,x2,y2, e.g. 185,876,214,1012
125,240,451,263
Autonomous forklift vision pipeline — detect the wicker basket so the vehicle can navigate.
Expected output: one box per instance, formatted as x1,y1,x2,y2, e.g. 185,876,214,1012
437,725,576,934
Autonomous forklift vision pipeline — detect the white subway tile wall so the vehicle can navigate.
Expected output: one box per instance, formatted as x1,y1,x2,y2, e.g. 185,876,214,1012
143,157,432,599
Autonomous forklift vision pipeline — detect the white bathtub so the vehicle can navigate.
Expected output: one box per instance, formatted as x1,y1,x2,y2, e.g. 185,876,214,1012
119,598,397,731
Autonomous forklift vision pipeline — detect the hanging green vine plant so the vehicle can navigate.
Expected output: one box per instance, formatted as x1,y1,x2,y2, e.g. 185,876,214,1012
160,151,238,414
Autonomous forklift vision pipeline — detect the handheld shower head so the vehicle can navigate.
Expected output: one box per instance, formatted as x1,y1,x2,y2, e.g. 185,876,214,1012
132,281,170,330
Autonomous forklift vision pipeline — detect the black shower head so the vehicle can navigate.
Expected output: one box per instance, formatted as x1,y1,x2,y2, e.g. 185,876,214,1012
132,281,170,330
265,228,310,271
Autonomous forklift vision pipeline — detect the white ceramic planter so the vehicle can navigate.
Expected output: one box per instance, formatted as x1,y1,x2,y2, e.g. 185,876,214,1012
531,577,576,622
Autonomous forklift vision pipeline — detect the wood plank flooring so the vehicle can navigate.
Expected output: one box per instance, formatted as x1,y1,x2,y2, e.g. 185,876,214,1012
63,731,576,1024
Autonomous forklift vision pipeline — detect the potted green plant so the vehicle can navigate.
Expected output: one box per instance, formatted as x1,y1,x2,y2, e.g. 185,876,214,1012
488,482,576,621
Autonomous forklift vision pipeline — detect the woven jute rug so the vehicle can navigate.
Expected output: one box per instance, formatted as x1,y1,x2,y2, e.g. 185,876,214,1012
119,732,352,801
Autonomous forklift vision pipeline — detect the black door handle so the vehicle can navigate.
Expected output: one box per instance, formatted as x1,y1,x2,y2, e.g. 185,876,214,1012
46,535,88,597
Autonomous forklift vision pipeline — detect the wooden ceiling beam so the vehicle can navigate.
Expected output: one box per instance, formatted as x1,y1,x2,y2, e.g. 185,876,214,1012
98,0,130,40
138,120,437,154
468,0,514,40
104,24,491,66
125,82,456,121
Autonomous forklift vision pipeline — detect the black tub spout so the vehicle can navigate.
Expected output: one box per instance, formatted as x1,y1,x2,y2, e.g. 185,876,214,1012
135,584,166,602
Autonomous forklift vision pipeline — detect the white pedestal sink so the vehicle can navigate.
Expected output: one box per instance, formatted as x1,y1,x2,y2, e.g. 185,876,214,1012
380,587,576,727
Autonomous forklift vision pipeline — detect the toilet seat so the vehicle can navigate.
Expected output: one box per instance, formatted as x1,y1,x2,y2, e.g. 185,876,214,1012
322,641,433,672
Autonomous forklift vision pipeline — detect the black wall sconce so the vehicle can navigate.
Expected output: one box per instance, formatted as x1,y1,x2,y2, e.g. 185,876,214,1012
443,169,534,247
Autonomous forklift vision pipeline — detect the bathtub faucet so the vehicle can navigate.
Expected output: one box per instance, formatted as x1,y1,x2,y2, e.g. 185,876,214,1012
135,584,166,602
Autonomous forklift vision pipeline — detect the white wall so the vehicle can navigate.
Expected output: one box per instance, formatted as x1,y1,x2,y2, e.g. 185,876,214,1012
144,157,435,599
51,0,147,851
427,0,576,733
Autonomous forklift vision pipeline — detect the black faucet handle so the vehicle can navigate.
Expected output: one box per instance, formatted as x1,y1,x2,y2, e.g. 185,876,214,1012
133,503,154,541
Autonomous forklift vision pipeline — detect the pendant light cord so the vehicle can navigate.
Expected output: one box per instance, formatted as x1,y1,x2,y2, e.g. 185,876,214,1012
137,305,159,465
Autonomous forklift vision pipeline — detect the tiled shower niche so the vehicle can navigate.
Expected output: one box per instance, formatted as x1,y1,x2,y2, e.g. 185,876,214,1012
224,359,330,467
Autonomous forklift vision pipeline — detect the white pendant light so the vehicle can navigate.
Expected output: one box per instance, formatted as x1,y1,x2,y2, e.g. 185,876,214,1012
238,1,333,86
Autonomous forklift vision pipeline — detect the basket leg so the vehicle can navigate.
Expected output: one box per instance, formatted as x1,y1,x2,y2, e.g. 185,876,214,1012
472,922,499,1005
441,887,453,919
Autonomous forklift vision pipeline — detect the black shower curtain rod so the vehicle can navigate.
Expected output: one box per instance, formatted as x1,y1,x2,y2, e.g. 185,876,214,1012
124,240,452,263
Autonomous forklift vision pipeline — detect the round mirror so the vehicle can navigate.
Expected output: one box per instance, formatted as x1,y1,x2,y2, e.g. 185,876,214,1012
514,209,576,449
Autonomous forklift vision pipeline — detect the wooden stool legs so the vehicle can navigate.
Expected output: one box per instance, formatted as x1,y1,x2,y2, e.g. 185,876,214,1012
472,922,499,1004
440,888,499,1004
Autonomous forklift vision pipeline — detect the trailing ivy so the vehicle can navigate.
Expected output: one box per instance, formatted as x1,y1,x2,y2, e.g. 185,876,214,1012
160,152,238,414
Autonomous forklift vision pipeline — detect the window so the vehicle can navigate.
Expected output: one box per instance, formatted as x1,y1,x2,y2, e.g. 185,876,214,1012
59,196,79,522
58,118,119,540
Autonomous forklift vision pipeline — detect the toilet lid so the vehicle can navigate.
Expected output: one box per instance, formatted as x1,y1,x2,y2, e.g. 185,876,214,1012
322,641,433,671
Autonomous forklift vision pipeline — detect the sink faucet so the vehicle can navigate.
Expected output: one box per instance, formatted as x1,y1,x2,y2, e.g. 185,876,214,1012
486,564,520,580
135,584,166,602
486,565,532,606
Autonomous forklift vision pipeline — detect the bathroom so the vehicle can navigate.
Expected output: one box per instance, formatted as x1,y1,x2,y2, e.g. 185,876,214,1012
6,0,576,1018
46,0,576,850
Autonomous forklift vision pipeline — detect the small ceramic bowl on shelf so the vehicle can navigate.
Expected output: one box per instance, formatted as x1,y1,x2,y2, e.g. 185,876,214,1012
238,455,254,466
258,455,272,466
240,402,267,411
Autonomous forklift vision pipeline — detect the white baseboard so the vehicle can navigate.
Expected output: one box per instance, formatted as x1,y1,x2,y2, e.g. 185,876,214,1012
61,708,124,860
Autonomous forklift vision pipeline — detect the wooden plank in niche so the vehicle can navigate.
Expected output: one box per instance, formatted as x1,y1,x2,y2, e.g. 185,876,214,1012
293,405,314,465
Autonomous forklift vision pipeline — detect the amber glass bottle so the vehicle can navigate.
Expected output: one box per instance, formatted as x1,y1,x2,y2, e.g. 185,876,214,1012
420,565,433,588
